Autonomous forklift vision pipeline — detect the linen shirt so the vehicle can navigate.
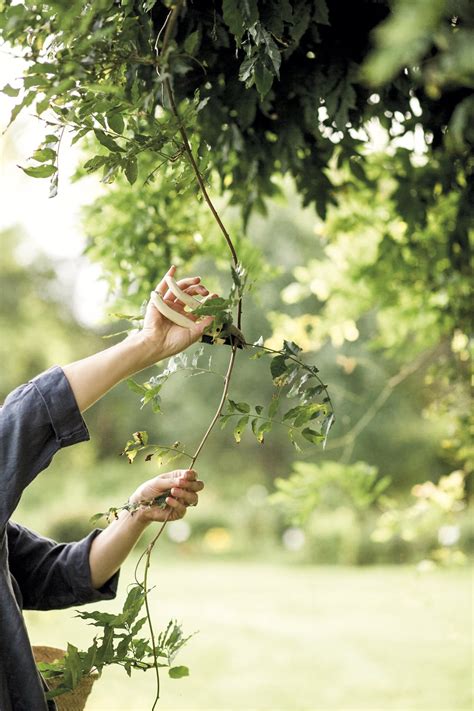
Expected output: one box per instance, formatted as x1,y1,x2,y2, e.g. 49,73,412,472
0,367,120,711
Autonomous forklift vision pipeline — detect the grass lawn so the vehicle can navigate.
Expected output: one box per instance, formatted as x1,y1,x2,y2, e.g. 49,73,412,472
25,560,472,711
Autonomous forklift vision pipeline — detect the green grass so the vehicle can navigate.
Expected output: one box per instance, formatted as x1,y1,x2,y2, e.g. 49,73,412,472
25,561,472,711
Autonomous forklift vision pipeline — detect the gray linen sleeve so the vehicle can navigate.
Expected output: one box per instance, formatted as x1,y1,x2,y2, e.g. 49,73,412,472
7,522,119,610
0,366,89,527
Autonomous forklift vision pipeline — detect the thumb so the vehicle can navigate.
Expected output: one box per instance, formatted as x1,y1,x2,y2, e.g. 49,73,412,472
196,316,214,334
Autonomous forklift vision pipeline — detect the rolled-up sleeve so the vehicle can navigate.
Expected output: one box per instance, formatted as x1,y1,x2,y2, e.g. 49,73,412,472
0,366,89,527
7,522,119,610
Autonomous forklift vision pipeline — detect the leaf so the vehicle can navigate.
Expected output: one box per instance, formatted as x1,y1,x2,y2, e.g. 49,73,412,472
7,91,35,127
31,147,56,163
255,420,272,444
268,397,279,419
18,164,57,178
254,61,274,98
89,512,106,525
125,156,138,185
1,83,20,97
283,340,302,357
169,665,189,679
222,0,245,41
220,414,233,428
233,415,249,443
63,643,82,690
184,30,201,55
107,112,125,134
301,428,325,444
228,400,250,413
94,129,123,152
314,0,330,25
127,379,147,395
270,355,287,381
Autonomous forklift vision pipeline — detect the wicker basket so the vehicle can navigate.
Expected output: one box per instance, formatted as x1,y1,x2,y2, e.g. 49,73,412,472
32,646,98,711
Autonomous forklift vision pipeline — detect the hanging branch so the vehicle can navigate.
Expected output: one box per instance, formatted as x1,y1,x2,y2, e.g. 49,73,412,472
132,5,242,708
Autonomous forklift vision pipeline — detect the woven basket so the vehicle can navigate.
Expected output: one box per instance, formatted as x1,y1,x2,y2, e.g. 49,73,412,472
32,646,98,711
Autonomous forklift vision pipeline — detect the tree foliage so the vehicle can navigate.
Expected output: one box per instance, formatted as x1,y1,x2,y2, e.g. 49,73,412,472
1,0,472,292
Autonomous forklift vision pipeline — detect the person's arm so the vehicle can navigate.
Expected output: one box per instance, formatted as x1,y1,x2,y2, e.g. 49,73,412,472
62,266,212,412
88,469,203,589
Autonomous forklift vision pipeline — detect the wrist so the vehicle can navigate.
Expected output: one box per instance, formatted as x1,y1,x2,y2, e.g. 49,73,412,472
118,506,151,531
123,331,163,372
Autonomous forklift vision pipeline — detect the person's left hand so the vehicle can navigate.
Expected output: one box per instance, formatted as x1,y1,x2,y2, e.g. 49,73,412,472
127,469,204,524
140,265,215,364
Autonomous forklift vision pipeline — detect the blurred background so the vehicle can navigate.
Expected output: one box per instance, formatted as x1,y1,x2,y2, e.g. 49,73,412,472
1,45,472,711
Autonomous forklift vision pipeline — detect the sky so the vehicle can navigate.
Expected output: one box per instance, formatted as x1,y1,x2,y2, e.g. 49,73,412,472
0,50,108,325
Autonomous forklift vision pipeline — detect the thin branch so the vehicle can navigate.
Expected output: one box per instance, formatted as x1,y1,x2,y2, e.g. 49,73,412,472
191,348,237,464
244,341,335,416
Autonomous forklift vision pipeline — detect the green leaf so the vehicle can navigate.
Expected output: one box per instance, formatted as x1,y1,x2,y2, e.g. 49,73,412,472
107,112,125,134
1,83,20,97
169,665,189,679
233,415,249,442
94,129,123,152
18,164,57,178
314,0,330,25
283,340,302,357
270,355,287,381
125,156,138,185
184,30,201,55
31,147,56,163
127,378,147,395
255,420,272,444
254,61,274,98
229,400,250,413
222,0,245,41
301,428,325,444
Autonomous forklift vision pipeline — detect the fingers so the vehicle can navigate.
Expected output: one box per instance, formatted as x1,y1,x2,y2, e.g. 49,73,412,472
155,265,177,297
166,283,210,305
164,495,187,518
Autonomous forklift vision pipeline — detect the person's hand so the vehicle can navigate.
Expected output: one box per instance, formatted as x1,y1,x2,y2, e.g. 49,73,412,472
127,469,204,524
140,265,215,364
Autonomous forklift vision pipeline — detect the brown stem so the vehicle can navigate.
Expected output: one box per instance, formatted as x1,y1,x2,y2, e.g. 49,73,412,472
191,347,237,465
136,6,243,707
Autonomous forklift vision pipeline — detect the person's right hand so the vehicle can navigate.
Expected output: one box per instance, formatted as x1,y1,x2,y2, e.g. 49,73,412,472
139,265,215,365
